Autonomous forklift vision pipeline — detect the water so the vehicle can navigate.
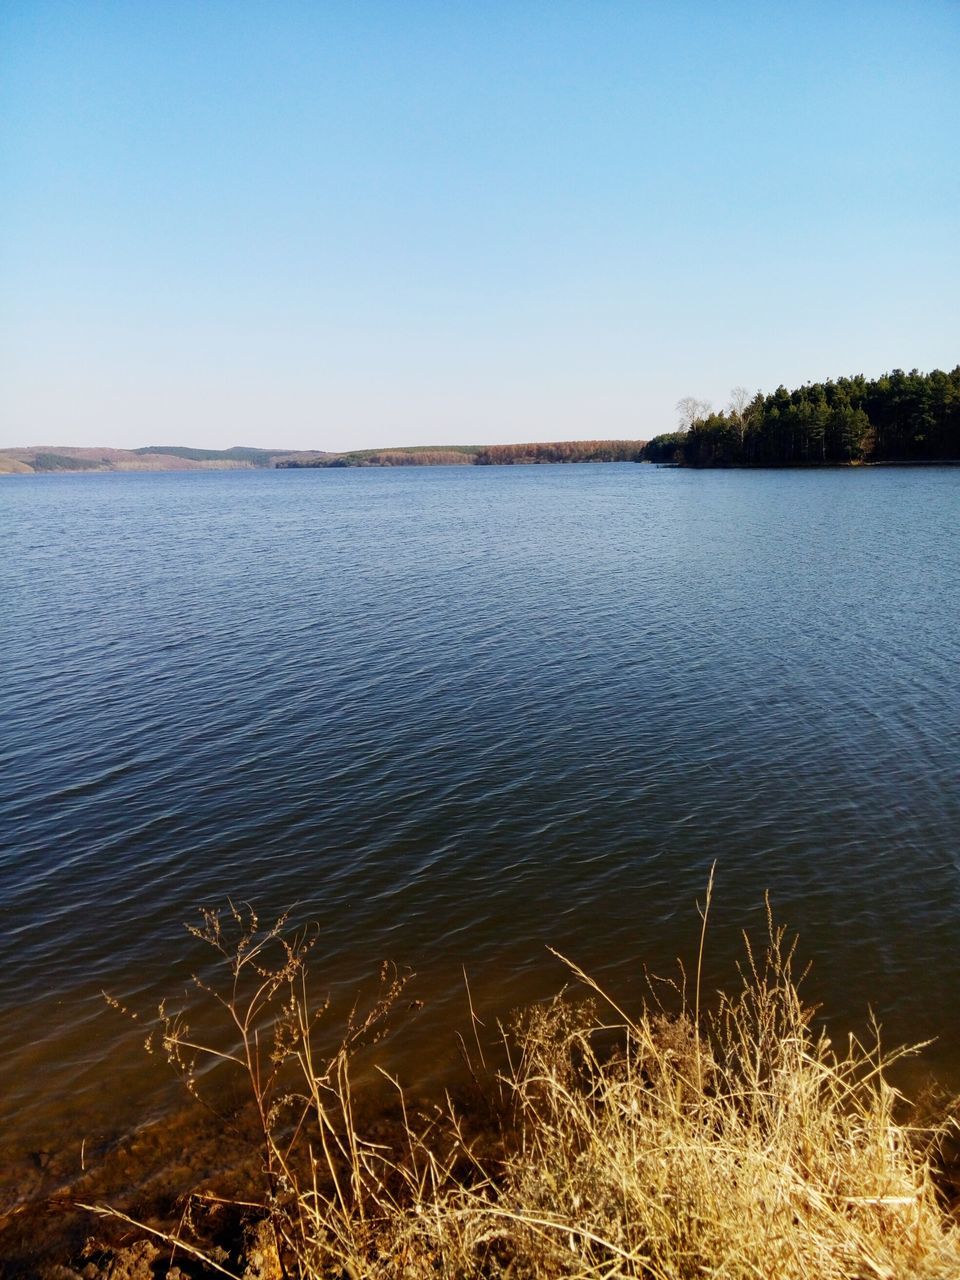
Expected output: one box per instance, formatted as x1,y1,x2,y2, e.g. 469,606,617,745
2,463,959,1170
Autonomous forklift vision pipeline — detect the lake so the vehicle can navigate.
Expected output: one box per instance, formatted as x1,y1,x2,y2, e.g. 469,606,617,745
2,462,959,1173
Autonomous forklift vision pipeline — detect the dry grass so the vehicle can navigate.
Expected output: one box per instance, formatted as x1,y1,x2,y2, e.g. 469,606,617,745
91,887,960,1279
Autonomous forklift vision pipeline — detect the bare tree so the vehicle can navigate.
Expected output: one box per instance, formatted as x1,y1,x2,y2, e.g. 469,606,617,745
676,396,712,432
727,386,751,440
728,386,749,419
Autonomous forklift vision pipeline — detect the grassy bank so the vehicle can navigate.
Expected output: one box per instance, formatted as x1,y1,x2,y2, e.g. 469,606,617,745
11,893,960,1278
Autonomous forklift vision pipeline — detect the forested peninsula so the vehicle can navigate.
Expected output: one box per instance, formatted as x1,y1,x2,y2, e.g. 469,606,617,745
644,366,960,467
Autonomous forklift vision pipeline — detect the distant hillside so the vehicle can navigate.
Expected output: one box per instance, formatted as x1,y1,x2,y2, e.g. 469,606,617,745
0,445,331,474
0,454,34,474
26,452,104,472
134,445,282,465
2,440,647,474
279,444,481,468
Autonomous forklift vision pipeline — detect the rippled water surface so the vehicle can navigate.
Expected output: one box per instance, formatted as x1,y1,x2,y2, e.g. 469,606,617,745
2,464,959,1160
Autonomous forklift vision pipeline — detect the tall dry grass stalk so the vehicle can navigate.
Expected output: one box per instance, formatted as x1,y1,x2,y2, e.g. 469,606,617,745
92,894,960,1279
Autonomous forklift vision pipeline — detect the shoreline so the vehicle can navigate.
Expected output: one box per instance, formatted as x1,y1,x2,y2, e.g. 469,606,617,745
4,926,960,1279
5,454,960,477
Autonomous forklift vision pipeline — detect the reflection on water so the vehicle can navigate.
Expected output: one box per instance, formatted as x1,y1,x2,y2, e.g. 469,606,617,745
2,462,959,1169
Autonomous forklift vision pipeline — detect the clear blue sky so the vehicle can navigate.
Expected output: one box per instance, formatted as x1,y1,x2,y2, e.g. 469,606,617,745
2,1,958,451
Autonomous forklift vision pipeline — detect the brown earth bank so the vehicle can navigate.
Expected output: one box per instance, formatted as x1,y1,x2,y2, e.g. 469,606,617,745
4,1029,960,1280
5,900,960,1280
0,1081,452,1279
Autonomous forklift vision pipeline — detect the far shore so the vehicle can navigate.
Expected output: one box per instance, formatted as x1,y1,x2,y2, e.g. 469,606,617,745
0,439,647,475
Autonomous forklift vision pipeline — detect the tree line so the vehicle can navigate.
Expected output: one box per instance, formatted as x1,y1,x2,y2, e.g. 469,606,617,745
474,440,642,464
644,367,960,467
283,440,646,467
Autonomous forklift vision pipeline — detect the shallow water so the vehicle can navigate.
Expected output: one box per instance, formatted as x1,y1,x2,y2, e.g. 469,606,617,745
2,462,959,1170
